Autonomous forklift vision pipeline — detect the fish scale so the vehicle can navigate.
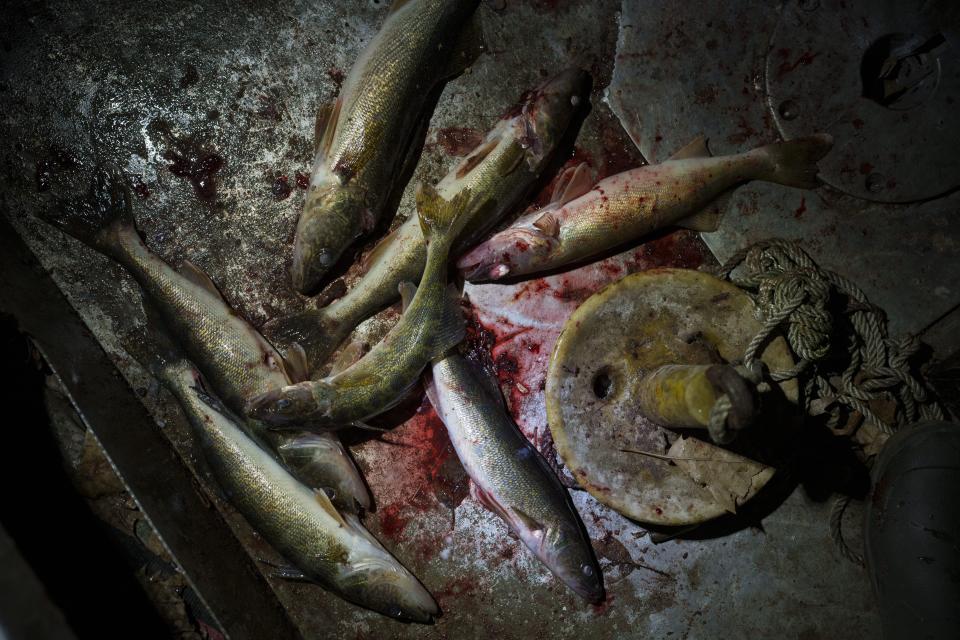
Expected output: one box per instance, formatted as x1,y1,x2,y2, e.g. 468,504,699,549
427,351,604,602
293,0,483,293
161,362,437,622
266,68,592,369
459,134,834,281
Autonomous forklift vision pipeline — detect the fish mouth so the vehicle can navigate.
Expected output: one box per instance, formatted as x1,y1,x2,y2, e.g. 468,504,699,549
291,243,336,295
246,385,311,426
457,254,511,282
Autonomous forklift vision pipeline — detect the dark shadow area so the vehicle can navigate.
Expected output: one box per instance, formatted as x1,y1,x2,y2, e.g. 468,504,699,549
0,314,169,639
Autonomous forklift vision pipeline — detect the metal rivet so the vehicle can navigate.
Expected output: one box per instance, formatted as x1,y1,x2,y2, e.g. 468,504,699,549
778,100,799,121
865,173,885,193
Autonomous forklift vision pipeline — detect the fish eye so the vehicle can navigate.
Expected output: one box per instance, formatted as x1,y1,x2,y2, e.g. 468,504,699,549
276,398,291,410
581,564,595,577
387,604,403,619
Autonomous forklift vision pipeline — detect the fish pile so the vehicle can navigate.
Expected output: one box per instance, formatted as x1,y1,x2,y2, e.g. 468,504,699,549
39,0,832,624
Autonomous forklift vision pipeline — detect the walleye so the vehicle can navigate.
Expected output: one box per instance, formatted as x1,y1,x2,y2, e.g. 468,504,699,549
266,69,592,369
292,0,483,294
248,185,477,428
153,355,437,621
426,350,603,602
458,134,834,281
40,168,370,512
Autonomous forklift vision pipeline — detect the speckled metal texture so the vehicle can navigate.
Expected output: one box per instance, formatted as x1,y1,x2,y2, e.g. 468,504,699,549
608,0,960,344
2,0,880,637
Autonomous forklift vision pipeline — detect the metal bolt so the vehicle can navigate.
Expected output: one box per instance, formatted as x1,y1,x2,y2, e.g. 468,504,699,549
865,173,886,193
778,99,800,121
799,0,820,11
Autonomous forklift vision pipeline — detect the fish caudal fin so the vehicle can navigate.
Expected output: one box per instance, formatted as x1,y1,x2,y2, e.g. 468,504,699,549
40,165,136,257
263,309,348,374
415,183,475,241
752,133,834,190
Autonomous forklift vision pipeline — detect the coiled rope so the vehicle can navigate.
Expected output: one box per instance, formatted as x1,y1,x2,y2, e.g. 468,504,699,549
706,239,944,562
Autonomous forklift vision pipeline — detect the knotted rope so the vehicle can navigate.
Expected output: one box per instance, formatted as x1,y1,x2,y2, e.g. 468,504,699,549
706,239,943,561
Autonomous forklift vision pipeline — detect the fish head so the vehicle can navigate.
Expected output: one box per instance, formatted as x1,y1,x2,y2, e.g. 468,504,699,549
528,523,605,604
337,551,440,623
245,380,334,426
457,225,558,281
512,68,592,159
291,184,365,295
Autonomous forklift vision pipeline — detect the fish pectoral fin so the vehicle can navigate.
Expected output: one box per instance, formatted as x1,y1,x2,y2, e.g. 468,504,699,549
510,506,545,535
471,482,513,524
426,283,466,357
313,488,349,528
442,11,485,79
178,259,225,300
258,558,311,583
667,135,712,161
677,191,730,233
329,341,368,376
398,281,418,312
314,97,342,159
532,212,561,238
360,225,400,272
282,342,311,383
549,162,594,207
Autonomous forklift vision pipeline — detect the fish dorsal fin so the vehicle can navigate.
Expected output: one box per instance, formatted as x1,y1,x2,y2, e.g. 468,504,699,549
282,343,310,382
442,12,486,79
425,284,466,357
548,162,594,208
398,281,417,312
314,98,342,159
510,506,545,534
455,139,499,180
179,260,225,300
329,341,367,376
532,212,560,238
314,488,349,528
667,135,711,161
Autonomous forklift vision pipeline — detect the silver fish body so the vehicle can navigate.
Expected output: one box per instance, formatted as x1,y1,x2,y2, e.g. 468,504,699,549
160,361,437,622
267,68,592,370
40,168,370,511
459,134,833,281
292,0,483,293
427,352,604,602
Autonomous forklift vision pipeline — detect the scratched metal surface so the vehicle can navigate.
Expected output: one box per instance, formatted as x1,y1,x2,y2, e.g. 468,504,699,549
1,0,880,638
607,0,960,345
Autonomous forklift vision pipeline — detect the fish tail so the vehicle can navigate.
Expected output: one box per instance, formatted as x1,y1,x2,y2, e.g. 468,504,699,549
262,308,349,373
415,182,475,243
751,133,833,190
40,165,137,258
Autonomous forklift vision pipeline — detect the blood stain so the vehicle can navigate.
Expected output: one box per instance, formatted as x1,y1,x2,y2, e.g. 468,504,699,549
272,174,292,200
430,127,484,157
165,143,224,203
